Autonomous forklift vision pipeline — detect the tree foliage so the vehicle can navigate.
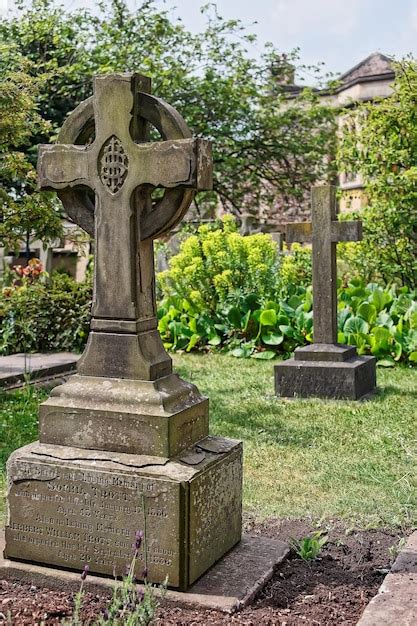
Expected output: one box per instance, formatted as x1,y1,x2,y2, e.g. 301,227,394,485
338,59,417,288
0,44,62,251
1,0,336,230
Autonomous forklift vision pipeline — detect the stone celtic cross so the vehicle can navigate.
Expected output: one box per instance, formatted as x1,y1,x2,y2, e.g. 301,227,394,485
38,73,212,380
286,185,362,344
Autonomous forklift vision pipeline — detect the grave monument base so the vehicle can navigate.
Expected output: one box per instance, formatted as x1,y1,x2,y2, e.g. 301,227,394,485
275,343,376,400
38,374,209,457
5,438,242,590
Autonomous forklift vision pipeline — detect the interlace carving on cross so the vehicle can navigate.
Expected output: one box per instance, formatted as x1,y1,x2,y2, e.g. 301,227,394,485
100,135,129,193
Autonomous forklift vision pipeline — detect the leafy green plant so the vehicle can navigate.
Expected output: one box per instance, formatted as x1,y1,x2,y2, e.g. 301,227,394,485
338,58,417,288
158,215,282,314
291,531,328,561
388,537,406,560
280,243,312,288
0,268,92,354
0,43,62,255
157,225,417,364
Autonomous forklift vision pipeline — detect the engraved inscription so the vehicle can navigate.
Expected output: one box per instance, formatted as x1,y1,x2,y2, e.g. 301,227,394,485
6,460,182,586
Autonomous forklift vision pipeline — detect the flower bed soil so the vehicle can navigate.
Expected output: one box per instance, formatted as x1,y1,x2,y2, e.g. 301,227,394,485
1,519,404,625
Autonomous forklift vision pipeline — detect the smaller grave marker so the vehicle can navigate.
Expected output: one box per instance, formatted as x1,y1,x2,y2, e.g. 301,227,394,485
275,185,376,400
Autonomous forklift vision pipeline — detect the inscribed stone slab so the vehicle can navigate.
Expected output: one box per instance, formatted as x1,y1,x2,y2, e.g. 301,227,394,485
5,439,242,589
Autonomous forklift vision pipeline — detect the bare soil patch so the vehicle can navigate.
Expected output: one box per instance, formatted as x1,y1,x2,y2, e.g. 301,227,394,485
1,519,405,625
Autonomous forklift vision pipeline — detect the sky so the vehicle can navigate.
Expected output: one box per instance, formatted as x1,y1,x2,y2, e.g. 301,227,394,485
2,0,417,79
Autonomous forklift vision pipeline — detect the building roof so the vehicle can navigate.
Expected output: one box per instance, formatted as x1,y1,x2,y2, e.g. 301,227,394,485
283,52,395,101
338,52,395,88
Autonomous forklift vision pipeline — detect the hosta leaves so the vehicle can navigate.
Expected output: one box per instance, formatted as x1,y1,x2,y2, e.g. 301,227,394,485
346,331,369,354
259,309,277,326
372,288,391,312
279,324,296,338
250,350,276,360
230,347,246,358
344,316,369,335
155,267,416,364
409,351,417,363
376,311,395,328
369,327,391,355
357,302,377,324
208,334,222,346
186,334,200,352
262,332,284,345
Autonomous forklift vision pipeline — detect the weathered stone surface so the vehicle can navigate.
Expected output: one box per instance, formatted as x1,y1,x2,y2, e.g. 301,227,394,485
357,532,417,626
0,352,79,390
34,72,215,456
38,73,212,382
285,186,363,345
278,185,376,400
0,532,289,613
5,438,242,590
5,72,243,593
39,374,209,456
294,343,357,362
275,353,376,400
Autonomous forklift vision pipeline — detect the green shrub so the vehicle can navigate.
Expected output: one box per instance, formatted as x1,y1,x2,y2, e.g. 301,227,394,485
280,243,312,288
157,218,313,358
0,272,92,354
338,279,417,365
337,59,417,288
157,215,282,315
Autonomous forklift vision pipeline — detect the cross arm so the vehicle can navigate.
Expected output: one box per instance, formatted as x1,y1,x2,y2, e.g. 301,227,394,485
330,219,362,243
285,221,312,244
38,144,91,191
131,138,212,191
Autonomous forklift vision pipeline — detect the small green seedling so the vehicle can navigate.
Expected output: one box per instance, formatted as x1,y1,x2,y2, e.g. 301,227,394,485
388,537,406,560
291,531,328,561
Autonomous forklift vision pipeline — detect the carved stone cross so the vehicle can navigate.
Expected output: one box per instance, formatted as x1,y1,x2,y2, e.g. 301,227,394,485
286,185,362,344
38,73,212,381
6,74,242,589
276,184,376,400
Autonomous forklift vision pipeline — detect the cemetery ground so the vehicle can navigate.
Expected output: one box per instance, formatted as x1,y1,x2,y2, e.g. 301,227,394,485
0,354,415,624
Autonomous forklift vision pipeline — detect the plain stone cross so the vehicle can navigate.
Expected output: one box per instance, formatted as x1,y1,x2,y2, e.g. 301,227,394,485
286,185,362,344
38,73,211,380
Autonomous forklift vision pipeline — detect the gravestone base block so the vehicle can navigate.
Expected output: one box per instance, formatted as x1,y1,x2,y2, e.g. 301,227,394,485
275,343,376,400
39,374,209,457
5,438,242,591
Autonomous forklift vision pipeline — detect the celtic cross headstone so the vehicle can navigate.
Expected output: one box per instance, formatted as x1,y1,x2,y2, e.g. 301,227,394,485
5,73,243,589
275,185,376,400
38,73,211,381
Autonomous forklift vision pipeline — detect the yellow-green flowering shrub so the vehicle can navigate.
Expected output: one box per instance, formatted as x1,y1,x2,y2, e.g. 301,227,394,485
157,216,281,314
280,243,312,287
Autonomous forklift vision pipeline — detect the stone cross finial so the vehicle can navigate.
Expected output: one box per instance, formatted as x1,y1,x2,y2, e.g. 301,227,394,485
285,185,362,344
38,73,212,380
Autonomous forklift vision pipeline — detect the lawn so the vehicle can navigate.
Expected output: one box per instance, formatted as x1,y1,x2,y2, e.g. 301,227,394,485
1,354,416,527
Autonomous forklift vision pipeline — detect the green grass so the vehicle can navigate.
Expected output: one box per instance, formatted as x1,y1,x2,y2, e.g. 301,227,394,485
1,355,416,527
0,385,48,521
